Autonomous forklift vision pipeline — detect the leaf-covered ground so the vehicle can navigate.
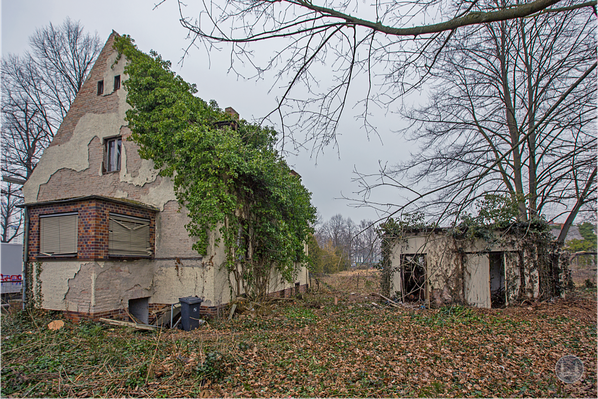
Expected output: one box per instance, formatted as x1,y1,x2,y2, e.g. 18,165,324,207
1,269,596,398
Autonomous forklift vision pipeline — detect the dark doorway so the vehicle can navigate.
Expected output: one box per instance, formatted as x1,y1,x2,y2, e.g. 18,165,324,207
489,253,505,308
401,254,426,302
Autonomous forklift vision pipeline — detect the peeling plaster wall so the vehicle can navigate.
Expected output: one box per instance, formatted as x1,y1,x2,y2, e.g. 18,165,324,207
39,259,213,313
23,33,219,313
24,51,129,203
22,35,173,213
38,261,83,311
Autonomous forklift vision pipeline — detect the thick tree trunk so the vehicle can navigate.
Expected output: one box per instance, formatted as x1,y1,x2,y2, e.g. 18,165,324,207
499,25,527,221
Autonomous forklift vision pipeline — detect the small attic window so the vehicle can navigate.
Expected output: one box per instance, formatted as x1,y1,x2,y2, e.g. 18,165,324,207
104,136,122,172
97,80,104,95
114,75,121,91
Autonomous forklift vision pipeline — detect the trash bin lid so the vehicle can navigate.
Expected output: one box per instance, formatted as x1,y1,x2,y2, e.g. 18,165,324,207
179,296,203,305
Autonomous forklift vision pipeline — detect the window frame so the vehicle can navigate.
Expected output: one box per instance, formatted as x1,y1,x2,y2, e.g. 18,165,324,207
39,212,78,257
104,136,122,173
97,80,104,95
114,75,121,91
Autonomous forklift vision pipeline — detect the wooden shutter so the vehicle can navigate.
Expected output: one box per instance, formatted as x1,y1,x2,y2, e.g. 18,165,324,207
40,214,78,255
109,214,150,256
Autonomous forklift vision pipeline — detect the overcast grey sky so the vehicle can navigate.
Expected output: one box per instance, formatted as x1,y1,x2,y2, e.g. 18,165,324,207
1,0,417,224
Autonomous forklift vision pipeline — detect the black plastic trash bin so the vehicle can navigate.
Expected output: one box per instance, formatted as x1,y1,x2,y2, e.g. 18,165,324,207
179,296,203,331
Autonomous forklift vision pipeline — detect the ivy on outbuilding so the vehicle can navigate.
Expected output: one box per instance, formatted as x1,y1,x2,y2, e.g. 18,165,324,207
114,36,316,299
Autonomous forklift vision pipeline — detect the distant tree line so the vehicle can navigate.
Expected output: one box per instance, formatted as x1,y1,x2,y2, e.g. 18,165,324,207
308,214,380,274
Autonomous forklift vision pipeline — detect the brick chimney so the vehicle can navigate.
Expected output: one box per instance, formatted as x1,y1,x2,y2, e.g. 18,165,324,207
225,107,239,120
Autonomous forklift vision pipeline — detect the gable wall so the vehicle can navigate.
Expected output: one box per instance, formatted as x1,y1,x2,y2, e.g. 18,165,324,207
22,33,221,315
22,32,310,318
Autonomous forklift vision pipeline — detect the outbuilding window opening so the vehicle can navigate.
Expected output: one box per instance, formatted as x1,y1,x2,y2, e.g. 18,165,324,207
114,75,121,91
97,80,104,95
109,214,151,257
490,252,506,308
401,254,426,302
39,213,78,256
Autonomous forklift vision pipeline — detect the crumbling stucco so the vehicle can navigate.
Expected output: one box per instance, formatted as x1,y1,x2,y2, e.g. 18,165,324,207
39,261,86,312
23,54,129,203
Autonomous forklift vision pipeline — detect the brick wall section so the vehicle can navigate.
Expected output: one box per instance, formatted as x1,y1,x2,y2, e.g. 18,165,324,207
50,32,121,148
27,197,156,261
267,283,308,298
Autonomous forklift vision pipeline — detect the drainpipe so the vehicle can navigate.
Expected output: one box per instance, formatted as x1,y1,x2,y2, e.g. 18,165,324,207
22,206,29,310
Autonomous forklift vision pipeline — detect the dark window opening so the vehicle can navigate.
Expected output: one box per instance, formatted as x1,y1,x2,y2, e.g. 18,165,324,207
490,252,506,308
114,75,121,91
401,254,426,302
104,137,122,172
97,80,104,95
213,120,238,130
129,297,149,324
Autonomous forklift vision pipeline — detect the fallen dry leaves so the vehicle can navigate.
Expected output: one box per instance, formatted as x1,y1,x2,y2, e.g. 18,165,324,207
1,270,596,398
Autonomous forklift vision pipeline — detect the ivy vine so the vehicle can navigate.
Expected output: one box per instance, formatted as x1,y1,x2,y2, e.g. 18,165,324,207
114,36,316,299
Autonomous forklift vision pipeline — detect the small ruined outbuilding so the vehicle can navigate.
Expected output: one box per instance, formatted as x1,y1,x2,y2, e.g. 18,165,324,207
20,32,308,322
383,224,566,309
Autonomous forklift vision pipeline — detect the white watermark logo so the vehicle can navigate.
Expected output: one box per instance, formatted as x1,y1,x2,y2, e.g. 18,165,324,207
555,355,584,384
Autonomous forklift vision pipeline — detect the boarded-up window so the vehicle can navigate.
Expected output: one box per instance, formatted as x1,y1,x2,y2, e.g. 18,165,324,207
40,213,78,255
109,214,151,256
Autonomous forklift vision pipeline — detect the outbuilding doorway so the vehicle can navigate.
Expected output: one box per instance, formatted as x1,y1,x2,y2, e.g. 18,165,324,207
401,254,426,302
489,253,505,308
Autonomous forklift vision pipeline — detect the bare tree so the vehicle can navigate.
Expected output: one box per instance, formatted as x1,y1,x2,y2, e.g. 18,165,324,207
316,214,355,268
355,4,596,242
1,183,23,243
174,0,596,150
1,19,101,242
353,219,380,268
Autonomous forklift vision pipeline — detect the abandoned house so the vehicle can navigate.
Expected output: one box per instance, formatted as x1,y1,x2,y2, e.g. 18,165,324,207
386,226,565,309
20,32,309,322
